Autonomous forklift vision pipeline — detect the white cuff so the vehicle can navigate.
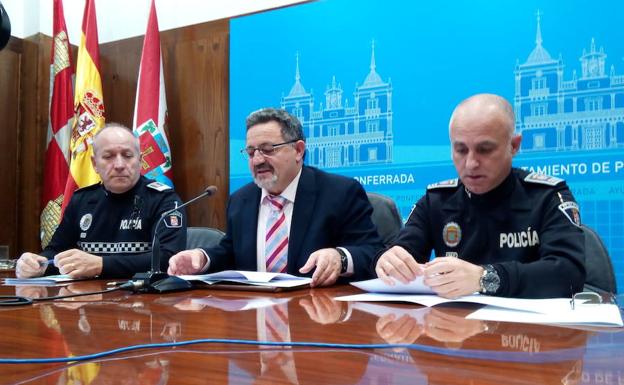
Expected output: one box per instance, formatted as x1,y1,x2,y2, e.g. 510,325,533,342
198,248,211,273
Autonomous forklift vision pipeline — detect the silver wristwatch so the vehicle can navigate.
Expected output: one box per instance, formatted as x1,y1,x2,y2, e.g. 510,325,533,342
479,264,500,295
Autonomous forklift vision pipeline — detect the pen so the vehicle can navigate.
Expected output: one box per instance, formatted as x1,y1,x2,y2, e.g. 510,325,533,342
39,259,55,267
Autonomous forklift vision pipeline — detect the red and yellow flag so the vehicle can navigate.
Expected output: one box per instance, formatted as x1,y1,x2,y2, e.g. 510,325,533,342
133,0,174,187
41,0,74,247
61,0,105,213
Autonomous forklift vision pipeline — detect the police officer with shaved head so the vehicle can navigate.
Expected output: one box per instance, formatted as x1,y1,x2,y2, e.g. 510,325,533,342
16,123,186,279
375,94,585,298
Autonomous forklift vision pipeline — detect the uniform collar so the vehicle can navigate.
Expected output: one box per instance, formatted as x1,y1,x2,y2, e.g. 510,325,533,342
464,170,515,205
101,176,145,199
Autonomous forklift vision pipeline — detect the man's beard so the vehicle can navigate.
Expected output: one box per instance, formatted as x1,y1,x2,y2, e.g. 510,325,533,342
253,172,278,191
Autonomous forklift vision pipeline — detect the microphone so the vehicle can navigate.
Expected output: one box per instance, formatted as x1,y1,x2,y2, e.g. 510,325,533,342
0,2,11,51
131,185,218,292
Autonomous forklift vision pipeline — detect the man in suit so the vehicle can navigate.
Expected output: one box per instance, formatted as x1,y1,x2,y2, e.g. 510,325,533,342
168,108,383,286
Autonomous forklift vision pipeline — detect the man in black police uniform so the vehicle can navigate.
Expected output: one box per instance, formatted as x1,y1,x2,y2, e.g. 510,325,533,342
375,93,585,298
16,123,186,279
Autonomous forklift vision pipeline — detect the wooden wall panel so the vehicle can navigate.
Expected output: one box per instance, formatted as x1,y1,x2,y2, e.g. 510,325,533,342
161,19,229,227
17,35,50,254
100,37,141,128
0,34,51,256
0,38,22,257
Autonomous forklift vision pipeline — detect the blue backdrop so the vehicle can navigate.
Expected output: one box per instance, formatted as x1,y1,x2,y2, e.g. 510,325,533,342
230,0,624,292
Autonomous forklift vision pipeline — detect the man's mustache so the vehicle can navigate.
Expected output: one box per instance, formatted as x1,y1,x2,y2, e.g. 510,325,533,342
254,164,274,173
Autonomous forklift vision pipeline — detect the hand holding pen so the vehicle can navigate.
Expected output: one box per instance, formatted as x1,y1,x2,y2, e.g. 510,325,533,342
15,253,51,279
39,259,55,267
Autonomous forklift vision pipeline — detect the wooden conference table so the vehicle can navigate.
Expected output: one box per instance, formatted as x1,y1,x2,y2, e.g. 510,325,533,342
0,278,622,385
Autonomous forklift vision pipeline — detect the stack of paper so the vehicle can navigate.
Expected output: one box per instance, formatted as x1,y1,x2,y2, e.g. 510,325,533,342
3,275,76,286
337,278,623,328
177,270,312,289
351,276,435,294
467,302,623,327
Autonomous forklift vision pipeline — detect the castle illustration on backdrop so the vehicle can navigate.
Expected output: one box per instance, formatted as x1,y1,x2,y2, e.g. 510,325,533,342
280,42,393,168
515,11,624,152
278,12,624,170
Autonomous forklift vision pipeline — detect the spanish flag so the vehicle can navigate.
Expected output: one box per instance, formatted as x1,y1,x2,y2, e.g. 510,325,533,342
41,0,73,247
61,0,105,213
133,0,174,187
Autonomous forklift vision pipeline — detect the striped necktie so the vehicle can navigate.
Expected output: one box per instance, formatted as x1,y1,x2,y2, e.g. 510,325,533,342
265,195,289,273
262,303,295,374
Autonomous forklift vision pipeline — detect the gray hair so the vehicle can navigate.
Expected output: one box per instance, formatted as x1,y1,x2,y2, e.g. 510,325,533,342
92,123,140,154
245,108,305,142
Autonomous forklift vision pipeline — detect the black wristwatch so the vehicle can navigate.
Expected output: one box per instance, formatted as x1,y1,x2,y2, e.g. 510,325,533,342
479,264,500,295
336,248,348,274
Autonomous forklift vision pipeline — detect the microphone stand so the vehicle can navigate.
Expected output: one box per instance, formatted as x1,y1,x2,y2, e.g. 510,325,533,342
131,186,217,292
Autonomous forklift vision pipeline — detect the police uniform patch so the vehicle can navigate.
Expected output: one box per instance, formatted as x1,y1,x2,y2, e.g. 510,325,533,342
442,222,461,248
164,210,183,228
524,172,563,186
147,181,172,192
428,178,459,190
558,201,581,227
80,214,93,231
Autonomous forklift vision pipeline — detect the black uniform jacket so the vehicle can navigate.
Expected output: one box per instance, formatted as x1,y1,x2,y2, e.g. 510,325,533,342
385,168,585,298
42,176,187,278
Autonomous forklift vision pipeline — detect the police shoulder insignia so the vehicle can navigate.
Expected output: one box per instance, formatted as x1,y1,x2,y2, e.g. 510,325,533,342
558,201,582,227
524,172,563,186
147,181,172,192
164,210,183,228
427,178,459,190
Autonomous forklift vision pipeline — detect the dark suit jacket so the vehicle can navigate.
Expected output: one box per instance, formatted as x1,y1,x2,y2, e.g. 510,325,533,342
203,166,383,280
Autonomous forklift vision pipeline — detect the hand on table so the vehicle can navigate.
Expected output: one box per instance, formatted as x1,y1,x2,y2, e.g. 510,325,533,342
299,248,342,287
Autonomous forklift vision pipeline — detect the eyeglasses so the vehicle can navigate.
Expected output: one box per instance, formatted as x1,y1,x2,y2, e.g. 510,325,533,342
570,291,602,310
241,139,298,159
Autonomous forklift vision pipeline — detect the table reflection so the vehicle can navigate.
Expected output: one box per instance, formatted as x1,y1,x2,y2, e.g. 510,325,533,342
1,282,619,385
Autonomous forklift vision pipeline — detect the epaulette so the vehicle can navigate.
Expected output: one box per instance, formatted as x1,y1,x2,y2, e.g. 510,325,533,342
523,172,563,186
147,181,172,192
427,178,459,190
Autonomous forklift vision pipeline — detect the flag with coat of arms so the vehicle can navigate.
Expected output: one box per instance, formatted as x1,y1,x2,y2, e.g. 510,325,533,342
133,0,174,187
41,0,73,247
61,0,105,213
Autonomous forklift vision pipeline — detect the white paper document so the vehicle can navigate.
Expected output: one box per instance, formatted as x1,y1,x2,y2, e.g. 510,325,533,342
335,292,574,313
335,292,624,327
467,303,624,327
3,275,76,286
177,270,312,288
350,277,435,294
